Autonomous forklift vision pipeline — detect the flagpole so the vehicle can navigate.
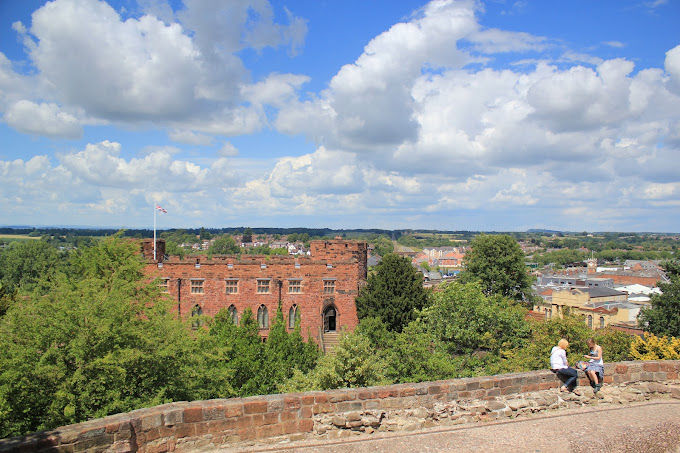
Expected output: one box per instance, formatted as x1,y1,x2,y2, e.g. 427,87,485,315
153,202,157,261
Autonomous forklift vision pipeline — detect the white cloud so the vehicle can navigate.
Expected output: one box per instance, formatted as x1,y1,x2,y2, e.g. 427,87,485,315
467,28,548,54
3,0,307,137
218,142,239,157
2,0,679,231
665,45,680,94
168,129,214,146
4,100,82,138
241,73,310,108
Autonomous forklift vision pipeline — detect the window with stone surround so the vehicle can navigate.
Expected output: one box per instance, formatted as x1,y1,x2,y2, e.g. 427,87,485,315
159,278,169,293
225,279,239,294
257,279,271,294
288,279,302,294
228,304,238,325
257,304,269,329
288,304,298,329
191,304,203,329
190,279,204,294
323,279,336,294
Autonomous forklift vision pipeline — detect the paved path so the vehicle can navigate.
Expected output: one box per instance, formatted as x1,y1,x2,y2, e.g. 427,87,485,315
220,401,680,453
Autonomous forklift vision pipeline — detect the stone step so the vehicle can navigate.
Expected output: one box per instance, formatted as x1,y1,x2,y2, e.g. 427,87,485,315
322,332,340,352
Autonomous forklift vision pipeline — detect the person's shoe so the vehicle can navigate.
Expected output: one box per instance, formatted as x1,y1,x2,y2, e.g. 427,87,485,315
571,388,581,396
594,384,602,393
559,386,569,393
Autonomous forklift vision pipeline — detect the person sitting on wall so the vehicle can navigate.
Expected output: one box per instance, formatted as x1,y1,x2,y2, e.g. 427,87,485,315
550,338,581,395
583,337,604,393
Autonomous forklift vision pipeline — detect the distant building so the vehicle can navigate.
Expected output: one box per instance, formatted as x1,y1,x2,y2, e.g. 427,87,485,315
533,286,635,330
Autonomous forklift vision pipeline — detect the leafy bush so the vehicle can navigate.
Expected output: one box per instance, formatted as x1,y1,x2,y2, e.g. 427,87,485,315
630,333,680,360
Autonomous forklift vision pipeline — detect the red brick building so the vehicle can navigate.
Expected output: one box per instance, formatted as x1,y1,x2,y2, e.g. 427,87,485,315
141,239,367,347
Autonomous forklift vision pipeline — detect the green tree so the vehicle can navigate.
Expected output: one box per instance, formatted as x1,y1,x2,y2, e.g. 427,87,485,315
164,240,186,259
0,240,63,294
371,236,394,257
638,260,680,337
242,227,253,243
199,227,212,240
208,236,240,255
459,234,533,303
593,327,632,363
385,321,457,384
506,313,592,372
419,281,530,356
0,283,12,318
0,236,221,438
355,253,430,332
279,331,388,392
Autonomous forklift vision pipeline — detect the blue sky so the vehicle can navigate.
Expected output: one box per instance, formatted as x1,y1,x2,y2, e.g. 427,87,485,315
1,0,679,232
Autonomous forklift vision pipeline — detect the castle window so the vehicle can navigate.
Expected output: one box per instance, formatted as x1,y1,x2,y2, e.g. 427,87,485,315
587,315,593,328
225,279,239,294
159,278,169,293
190,279,204,294
323,279,336,294
257,279,271,294
288,279,302,294
257,305,269,329
191,304,203,329
600,317,605,329
288,304,298,329
228,304,238,325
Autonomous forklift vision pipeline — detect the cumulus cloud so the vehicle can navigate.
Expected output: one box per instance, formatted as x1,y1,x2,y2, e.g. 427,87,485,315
665,45,680,94
218,142,239,157
4,0,307,138
2,0,679,231
57,140,241,191
4,100,82,138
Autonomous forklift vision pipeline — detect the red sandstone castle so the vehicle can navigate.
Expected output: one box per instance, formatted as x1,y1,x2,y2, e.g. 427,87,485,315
141,238,367,348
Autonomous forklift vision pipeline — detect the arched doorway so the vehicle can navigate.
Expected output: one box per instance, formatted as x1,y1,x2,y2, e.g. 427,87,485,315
323,305,337,333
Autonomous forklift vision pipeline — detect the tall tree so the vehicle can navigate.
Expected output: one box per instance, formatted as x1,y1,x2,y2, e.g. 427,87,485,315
242,227,253,243
208,236,240,255
419,281,530,356
459,234,533,303
638,260,680,337
0,240,63,294
199,227,212,240
0,236,221,438
355,253,430,332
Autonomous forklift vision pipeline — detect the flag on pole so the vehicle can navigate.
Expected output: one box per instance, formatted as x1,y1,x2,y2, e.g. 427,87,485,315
155,204,167,213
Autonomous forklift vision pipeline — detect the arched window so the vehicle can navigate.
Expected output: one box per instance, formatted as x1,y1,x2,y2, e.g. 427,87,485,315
600,317,605,329
228,304,238,325
191,304,203,329
288,304,298,329
257,305,269,329
587,315,593,328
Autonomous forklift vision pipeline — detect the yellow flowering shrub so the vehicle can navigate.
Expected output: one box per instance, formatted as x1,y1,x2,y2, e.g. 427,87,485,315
630,332,680,360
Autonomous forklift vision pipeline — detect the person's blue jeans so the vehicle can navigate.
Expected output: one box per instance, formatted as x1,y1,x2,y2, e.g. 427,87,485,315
556,367,578,389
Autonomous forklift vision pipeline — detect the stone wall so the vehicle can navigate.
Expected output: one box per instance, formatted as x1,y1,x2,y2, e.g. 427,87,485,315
2,361,679,452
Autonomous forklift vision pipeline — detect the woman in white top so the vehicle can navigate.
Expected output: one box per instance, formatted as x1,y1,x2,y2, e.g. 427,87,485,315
550,338,580,394
584,338,604,393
